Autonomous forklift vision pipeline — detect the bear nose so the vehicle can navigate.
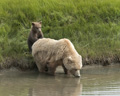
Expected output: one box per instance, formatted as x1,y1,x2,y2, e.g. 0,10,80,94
74,70,80,77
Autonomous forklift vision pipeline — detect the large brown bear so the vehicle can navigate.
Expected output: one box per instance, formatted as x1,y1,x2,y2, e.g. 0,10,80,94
32,38,82,77
27,21,44,52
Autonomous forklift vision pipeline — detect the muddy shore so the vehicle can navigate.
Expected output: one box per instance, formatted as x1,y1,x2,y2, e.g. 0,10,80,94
0,55,120,71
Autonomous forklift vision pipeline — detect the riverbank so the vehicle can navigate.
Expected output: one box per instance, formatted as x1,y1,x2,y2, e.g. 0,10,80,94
0,0,120,68
0,55,120,71
0,56,37,70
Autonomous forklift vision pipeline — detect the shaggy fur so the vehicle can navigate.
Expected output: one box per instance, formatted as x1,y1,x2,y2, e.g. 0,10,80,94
32,38,82,77
27,21,44,52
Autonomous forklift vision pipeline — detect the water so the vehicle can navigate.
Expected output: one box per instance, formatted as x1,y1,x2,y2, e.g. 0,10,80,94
0,65,120,96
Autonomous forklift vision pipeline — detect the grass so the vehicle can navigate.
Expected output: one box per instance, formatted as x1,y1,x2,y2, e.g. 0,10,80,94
0,0,120,66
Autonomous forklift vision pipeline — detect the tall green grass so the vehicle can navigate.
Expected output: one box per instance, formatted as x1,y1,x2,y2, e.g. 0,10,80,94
0,0,120,63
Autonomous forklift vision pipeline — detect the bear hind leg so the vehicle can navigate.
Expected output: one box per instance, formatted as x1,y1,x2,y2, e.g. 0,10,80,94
36,62,47,73
47,62,56,75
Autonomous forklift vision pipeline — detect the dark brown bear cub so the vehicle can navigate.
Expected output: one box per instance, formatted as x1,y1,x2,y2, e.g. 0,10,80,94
27,21,44,52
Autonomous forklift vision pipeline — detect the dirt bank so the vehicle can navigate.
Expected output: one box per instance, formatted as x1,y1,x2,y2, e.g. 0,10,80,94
0,57,37,71
83,55,120,66
0,55,120,71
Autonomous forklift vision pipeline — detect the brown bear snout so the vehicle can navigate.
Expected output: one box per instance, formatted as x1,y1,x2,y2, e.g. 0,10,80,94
70,69,80,77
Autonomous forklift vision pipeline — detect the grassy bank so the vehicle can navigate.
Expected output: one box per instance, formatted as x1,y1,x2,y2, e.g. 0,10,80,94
0,0,120,68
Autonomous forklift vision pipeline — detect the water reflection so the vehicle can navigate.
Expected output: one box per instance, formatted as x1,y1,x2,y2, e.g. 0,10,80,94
0,69,82,96
0,65,120,96
32,74,82,96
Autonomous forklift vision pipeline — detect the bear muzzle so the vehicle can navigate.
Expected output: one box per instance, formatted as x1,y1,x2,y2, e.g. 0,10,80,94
74,70,80,77
70,70,80,77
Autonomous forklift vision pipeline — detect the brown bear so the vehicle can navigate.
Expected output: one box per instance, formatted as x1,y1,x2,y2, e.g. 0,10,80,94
32,38,82,77
27,21,44,52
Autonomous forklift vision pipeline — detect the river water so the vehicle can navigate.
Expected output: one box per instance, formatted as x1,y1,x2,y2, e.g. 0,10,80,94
0,64,120,96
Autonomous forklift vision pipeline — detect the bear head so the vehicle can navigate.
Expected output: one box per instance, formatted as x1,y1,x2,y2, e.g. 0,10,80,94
63,55,82,77
32,21,42,33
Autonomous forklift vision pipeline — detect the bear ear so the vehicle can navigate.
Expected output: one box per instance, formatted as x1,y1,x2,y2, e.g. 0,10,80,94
39,21,42,24
68,56,72,60
32,22,35,26
67,56,73,63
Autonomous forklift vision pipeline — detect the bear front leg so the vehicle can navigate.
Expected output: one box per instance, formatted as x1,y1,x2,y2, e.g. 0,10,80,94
62,64,69,74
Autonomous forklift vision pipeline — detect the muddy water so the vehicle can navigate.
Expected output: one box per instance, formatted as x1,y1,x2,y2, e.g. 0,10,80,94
0,65,120,96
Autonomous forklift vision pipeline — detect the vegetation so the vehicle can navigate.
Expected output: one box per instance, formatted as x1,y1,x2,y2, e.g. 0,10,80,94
0,0,120,67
